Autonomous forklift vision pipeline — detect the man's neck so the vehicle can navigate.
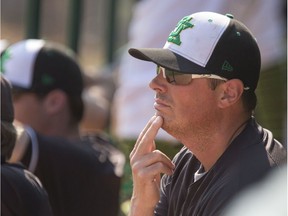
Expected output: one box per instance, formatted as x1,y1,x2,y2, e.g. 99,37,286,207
184,117,250,171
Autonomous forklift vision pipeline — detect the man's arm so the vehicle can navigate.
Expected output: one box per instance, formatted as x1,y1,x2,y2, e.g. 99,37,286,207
129,116,174,216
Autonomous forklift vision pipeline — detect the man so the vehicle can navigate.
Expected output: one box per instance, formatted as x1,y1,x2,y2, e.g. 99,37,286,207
112,2,286,210
128,12,286,215
1,76,53,216
1,39,125,216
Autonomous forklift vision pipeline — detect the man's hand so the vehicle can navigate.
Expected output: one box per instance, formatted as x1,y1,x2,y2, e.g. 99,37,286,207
129,116,174,216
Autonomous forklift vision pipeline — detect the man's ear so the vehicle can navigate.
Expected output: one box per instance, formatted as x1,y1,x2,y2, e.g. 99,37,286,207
218,79,244,108
43,90,67,114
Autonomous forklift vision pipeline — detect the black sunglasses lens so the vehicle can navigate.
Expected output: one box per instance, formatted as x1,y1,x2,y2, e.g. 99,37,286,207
156,66,192,85
164,69,175,83
156,66,172,83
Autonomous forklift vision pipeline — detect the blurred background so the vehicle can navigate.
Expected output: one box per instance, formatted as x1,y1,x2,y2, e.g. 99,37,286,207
1,0,134,76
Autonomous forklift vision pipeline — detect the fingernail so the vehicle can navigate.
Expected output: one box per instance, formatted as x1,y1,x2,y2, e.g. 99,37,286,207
155,116,162,122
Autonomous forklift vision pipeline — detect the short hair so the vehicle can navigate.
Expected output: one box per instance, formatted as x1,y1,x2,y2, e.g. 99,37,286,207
241,90,257,112
67,94,84,125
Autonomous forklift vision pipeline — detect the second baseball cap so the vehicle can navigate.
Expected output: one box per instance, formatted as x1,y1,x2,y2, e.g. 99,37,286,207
1,39,83,96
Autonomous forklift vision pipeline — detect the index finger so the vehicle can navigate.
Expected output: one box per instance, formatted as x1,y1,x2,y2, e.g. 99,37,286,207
130,116,157,158
136,115,157,145
134,116,163,156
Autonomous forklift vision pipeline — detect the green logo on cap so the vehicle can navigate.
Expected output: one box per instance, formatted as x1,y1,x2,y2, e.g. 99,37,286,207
167,16,194,45
41,74,54,86
222,60,233,72
0,49,11,73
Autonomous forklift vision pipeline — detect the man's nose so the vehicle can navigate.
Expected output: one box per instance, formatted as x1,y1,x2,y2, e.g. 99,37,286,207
149,71,167,93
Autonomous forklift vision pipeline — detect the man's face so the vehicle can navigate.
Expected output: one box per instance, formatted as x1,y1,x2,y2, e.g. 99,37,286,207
149,68,221,141
12,92,47,131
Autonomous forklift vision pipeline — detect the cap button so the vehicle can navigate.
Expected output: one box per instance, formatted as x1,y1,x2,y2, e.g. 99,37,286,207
225,13,234,19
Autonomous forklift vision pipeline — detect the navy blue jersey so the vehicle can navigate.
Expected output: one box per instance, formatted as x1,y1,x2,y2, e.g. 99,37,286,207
21,132,124,216
155,118,286,216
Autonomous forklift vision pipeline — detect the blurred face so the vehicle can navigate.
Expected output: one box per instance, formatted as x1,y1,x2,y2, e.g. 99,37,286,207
149,67,222,141
12,92,47,131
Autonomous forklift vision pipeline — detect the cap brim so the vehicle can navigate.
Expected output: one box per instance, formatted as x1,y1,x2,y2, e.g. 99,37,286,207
128,48,209,74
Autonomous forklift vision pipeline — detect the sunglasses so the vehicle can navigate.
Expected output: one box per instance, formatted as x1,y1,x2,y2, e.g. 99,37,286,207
156,66,228,85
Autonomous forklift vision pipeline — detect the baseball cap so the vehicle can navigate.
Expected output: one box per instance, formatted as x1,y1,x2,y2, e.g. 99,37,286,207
129,11,261,91
1,76,14,123
0,39,83,96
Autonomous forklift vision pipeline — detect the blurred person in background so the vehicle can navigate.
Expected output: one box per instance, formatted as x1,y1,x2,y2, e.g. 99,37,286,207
1,75,53,216
80,66,117,133
1,39,125,216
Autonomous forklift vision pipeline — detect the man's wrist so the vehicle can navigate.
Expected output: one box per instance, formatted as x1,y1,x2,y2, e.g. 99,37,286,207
129,196,155,216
